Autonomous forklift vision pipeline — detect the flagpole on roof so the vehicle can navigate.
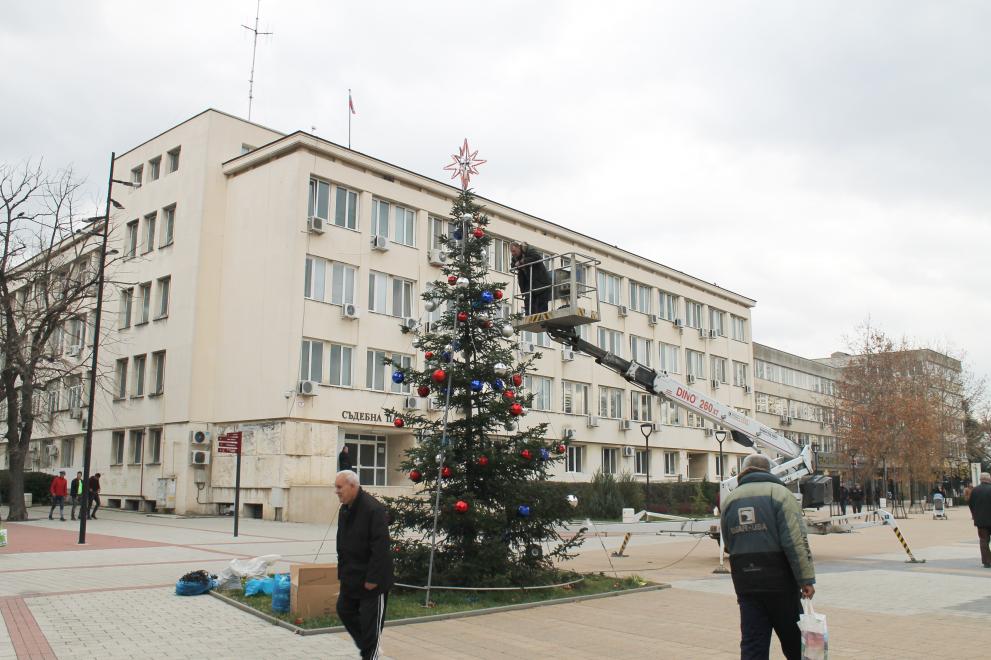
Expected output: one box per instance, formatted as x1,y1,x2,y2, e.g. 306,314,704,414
348,89,353,149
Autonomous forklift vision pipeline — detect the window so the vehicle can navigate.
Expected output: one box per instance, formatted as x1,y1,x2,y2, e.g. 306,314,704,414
161,205,175,247
371,199,390,237
328,343,353,387
685,300,703,328
687,411,705,428
147,428,162,464
304,256,327,301
65,317,83,353
736,455,745,475
138,283,151,324
599,386,623,419
131,165,143,186
686,349,705,379
597,271,622,305
631,392,653,421
659,291,679,322
715,454,724,479
331,261,356,305
562,380,590,415
664,451,679,475
129,429,144,464
368,271,414,317
166,147,180,173
393,205,416,246
155,277,170,319
308,178,330,221
566,445,584,473
629,281,651,314
334,186,359,229
487,236,511,272
125,220,138,258
601,447,619,474
733,361,748,387
365,350,412,392
143,213,156,253
148,156,161,181
132,354,146,397
525,375,553,411
635,449,650,476
300,339,324,383
64,376,82,410
389,354,412,394
630,335,652,366
60,438,75,468
343,433,387,486
111,431,124,465
114,359,127,399
151,351,165,395
711,356,727,383
660,400,681,426
428,216,455,250
709,308,726,336
731,315,746,341
659,342,679,373
521,330,551,348
597,327,623,357
118,288,134,329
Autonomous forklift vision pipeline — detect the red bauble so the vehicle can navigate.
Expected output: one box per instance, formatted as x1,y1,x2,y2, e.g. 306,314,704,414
393,417,405,428
448,275,458,286
503,390,515,400
424,351,434,360
457,311,469,322
520,448,532,460
409,469,422,483
512,374,523,387
510,403,524,416
477,455,489,467
441,466,453,479
455,500,470,513
494,290,504,300
472,227,485,239
417,385,430,397
556,444,567,454
432,369,447,384
481,320,493,329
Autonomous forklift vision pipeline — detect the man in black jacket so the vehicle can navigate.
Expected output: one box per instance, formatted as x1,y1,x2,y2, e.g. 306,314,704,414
969,472,991,568
510,242,551,315
335,470,393,659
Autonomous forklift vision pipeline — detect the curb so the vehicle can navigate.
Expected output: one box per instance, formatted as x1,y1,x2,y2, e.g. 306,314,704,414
211,582,669,636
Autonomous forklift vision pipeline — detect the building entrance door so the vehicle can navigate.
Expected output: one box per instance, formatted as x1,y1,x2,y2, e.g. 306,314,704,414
344,433,387,486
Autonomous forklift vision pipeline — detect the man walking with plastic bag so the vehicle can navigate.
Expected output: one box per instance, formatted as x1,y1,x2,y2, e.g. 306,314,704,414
720,454,818,660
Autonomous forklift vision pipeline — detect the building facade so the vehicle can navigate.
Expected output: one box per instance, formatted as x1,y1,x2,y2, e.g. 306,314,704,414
2,109,759,522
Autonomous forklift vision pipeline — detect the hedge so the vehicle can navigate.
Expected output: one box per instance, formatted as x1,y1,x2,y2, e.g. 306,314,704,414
542,473,718,520
0,471,56,506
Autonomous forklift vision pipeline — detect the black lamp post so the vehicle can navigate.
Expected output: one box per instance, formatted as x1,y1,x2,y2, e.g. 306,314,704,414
640,422,654,506
714,429,727,484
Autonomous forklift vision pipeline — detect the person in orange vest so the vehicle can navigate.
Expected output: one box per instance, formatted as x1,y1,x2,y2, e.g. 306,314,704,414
48,470,68,521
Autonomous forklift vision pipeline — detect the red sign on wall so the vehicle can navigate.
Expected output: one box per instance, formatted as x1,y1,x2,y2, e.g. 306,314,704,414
218,431,242,454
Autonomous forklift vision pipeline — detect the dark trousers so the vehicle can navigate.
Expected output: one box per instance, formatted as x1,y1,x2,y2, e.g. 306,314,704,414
337,591,388,660
839,500,847,515
737,591,802,660
70,495,81,519
979,527,991,566
89,493,101,518
852,501,863,513
49,496,65,519
524,290,550,315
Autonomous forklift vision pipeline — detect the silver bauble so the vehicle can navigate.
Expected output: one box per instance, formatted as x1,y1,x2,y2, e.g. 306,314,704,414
494,363,509,376
460,212,473,222
455,277,469,288
479,248,487,260
424,299,437,312
501,324,515,338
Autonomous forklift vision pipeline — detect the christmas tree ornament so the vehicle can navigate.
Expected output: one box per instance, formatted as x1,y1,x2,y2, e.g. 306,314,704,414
455,500,470,513
494,289,504,300
424,351,434,360
393,417,405,428
492,379,505,391
460,212,474,222
556,444,567,454
409,469,422,483
540,448,550,461
494,363,509,376
417,385,431,397
441,466,453,479
457,311,469,322
455,276,469,288
566,494,578,508
442,351,453,363
392,371,405,384
448,275,458,286
432,369,447,383
479,248,487,260
453,227,464,240
520,448,532,460
503,390,515,400
512,374,523,387
471,300,481,309
517,504,531,518
480,291,494,304
470,379,484,392
481,320,493,329
501,324,514,338
472,227,485,239
521,407,528,415
451,339,462,350
477,455,489,467
424,299,438,312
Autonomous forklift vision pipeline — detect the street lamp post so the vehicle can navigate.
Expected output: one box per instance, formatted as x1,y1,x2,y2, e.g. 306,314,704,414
640,423,654,508
713,429,729,574
714,429,727,483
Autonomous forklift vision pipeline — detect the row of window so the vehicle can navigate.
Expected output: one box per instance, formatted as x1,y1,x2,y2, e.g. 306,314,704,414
565,445,745,477
114,352,167,400
755,392,834,425
110,427,164,465
130,147,180,186
754,359,835,395
119,277,171,329
124,204,176,258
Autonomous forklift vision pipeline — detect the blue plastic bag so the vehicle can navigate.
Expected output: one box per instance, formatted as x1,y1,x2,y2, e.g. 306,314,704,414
176,578,217,596
245,576,275,596
271,573,291,614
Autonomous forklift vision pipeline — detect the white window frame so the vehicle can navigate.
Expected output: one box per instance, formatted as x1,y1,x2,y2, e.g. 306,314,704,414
393,205,416,246
562,380,590,415
114,359,127,399
129,429,144,464
343,433,388,486
629,281,652,314
300,339,324,383
161,205,175,247
334,185,359,230
659,342,679,373
138,282,151,324
686,349,705,378
487,235,512,272
685,300,703,329
601,447,619,474
148,156,161,181
659,291,678,321
328,343,354,387
630,335,652,366
733,361,748,387
304,256,326,301
371,198,390,237
631,391,653,422
111,431,125,465
329,262,356,306
660,400,682,426
308,178,331,221
664,451,679,476
132,354,146,397
711,356,728,383
166,147,180,173
143,213,156,254
709,308,726,336
155,276,170,319
125,220,138,258
151,351,165,395
525,375,553,411
597,327,623,357
599,386,623,419
597,271,622,305
147,428,162,464
731,315,746,341
566,445,584,473
635,449,650,476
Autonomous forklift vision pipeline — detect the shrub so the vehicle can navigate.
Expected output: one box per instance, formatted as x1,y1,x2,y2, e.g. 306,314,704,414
0,470,55,506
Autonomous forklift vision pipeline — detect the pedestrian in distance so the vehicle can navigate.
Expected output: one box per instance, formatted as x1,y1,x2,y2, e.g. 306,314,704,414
720,454,816,660
88,473,102,520
334,469,393,660
850,483,864,513
968,472,991,568
510,241,551,315
838,483,849,515
48,470,68,521
69,471,84,520
338,444,354,472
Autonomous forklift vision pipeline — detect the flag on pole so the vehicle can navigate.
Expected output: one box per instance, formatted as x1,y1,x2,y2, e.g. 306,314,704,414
349,90,356,115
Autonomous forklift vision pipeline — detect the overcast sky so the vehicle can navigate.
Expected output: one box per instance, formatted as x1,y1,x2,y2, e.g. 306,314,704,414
2,1,989,396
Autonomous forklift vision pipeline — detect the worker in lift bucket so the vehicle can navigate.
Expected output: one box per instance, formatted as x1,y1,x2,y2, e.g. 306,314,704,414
510,242,551,315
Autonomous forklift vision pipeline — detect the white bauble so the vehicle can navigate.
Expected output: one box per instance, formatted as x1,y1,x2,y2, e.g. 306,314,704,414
479,248,487,260
455,277,469,288
494,363,509,376
460,212,473,222
566,494,579,508
424,299,437,312
501,324,515,338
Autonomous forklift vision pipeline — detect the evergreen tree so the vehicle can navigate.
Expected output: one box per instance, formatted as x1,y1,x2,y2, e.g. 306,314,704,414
383,188,583,586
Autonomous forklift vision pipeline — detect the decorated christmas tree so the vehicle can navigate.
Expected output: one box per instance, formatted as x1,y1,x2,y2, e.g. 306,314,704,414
383,143,583,586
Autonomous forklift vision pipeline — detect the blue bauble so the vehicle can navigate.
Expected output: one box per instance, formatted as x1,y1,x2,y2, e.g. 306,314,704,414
391,371,405,384
540,448,550,461
442,351,453,363
451,339,462,350
481,291,494,304
492,379,505,391
453,227,464,240
517,505,531,518
470,379,483,392
471,300,481,309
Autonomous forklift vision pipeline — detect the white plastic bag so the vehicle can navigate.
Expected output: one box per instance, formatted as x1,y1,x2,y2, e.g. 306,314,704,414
217,554,281,590
799,599,828,660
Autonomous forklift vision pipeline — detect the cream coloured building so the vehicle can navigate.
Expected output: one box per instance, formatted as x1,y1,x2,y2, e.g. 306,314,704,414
4,109,758,522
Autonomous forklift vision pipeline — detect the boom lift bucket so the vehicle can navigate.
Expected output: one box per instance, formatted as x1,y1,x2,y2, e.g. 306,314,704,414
511,252,602,333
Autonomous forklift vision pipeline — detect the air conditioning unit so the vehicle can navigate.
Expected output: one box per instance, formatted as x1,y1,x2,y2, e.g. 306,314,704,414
371,235,389,251
401,317,418,331
586,415,599,428
704,428,714,437
81,417,88,431
306,216,325,234
46,445,59,457
744,385,752,394
622,446,635,457
787,416,794,425
647,313,658,326
698,327,707,339
66,345,81,357
709,329,718,339
403,396,419,410
562,428,577,440
298,380,319,396
561,348,575,362
190,450,211,466
619,419,633,431
428,398,445,411
617,305,629,317
341,303,360,320
69,407,82,419
687,374,696,384
520,341,535,354
189,430,211,448
427,249,447,266
674,318,684,328
711,379,720,389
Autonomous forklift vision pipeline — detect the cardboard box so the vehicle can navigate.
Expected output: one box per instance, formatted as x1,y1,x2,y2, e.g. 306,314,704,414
290,563,339,619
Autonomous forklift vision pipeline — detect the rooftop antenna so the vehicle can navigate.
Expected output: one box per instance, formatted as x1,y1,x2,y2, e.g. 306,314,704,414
242,0,272,121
